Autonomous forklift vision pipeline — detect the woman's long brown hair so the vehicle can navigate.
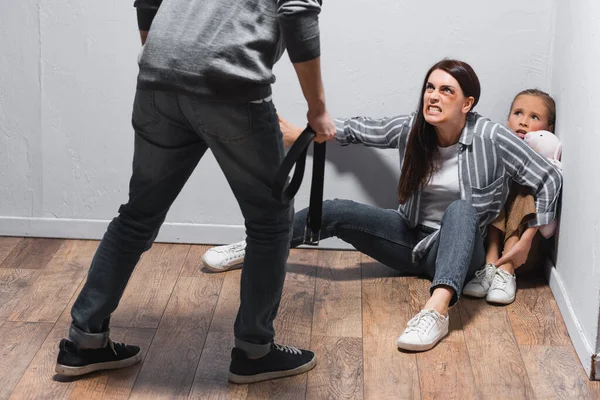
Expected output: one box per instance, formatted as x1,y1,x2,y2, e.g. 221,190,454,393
397,59,481,203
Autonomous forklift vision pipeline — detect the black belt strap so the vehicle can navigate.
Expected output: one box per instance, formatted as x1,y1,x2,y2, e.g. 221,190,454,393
272,125,326,245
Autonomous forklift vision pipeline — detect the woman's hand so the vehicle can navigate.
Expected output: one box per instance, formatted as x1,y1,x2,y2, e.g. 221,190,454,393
496,237,531,268
278,115,303,147
496,226,538,268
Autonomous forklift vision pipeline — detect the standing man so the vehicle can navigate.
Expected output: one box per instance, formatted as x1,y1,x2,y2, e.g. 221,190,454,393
55,0,335,384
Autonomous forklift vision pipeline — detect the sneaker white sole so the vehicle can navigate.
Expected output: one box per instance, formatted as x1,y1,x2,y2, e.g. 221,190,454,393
201,256,244,272
462,288,488,298
55,352,142,376
397,332,448,352
486,293,516,305
228,356,317,384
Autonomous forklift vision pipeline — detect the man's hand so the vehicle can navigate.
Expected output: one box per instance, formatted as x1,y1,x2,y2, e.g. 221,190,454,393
278,115,303,147
140,30,148,45
307,109,336,143
279,113,335,147
496,235,532,268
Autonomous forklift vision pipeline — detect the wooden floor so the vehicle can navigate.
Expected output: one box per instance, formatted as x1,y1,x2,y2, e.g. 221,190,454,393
0,237,598,400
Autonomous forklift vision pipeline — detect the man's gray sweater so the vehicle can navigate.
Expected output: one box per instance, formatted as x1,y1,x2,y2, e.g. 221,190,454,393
134,0,322,101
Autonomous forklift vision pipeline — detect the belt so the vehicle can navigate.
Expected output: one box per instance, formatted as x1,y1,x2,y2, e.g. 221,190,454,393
272,125,326,245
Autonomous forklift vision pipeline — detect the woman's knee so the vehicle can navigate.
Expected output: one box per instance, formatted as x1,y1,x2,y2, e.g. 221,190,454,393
322,198,355,217
442,200,478,224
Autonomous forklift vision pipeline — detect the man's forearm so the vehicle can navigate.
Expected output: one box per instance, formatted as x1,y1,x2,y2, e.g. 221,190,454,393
293,58,326,112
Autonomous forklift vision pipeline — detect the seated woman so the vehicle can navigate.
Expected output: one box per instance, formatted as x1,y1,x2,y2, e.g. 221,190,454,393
463,89,559,305
202,59,562,352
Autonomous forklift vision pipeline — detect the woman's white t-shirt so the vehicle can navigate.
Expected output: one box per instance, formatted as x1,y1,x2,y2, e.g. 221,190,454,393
418,143,461,229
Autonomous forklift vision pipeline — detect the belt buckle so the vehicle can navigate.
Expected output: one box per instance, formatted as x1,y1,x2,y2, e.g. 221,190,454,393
303,225,320,246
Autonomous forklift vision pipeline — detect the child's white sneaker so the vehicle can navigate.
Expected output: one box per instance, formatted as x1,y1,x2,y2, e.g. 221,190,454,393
462,263,497,298
486,269,517,305
397,309,449,352
202,241,246,272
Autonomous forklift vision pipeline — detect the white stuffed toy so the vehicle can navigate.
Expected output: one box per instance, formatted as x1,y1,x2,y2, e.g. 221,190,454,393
523,130,562,238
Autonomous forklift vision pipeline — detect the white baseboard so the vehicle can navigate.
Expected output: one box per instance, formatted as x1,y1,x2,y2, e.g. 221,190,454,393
545,259,598,380
0,216,353,250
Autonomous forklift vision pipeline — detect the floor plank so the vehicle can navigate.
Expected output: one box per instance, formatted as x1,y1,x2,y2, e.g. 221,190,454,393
273,250,318,344
190,249,318,399
9,280,87,400
308,251,363,398
417,340,480,400
0,237,22,266
246,249,318,400
129,275,221,399
283,248,319,286
360,254,403,285
362,275,420,400
6,324,151,400
110,244,191,329
0,268,38,321
312,250,362,338
459,298,535,399
179,245,212,278
407,278,479,400
188,332,248,400
1,238,63,270
188,268,246,400
8,240,98,323
203,269,241,333
9,322,78,399
508,275,571,346
68,328,155,400
306,336,363,400
520,345,596,400
0,321,54,399
9,281,152,400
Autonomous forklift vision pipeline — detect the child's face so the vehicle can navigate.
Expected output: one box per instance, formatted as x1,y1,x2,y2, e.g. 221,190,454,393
507,95,551,139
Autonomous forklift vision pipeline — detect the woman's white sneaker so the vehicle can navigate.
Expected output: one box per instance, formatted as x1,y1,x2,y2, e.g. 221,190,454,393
202,241,246,272
462,263,497,298
486,269,517,305
397,309,449,352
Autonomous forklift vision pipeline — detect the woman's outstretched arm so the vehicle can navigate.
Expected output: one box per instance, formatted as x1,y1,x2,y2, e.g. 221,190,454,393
334,113,415,149
279,112,415,149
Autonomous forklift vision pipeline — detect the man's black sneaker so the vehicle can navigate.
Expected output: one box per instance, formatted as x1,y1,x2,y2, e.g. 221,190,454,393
228,343,316,384
55,338,142,376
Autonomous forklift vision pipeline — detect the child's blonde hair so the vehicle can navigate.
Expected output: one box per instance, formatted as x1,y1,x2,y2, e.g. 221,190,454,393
509,89,556,132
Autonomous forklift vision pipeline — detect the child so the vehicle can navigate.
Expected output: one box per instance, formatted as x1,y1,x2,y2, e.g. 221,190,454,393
463,89,558,304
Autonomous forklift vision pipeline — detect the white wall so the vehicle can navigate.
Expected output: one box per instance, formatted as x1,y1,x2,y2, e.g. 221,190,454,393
0,0,42,217
0,0,555,246
549,0,600,379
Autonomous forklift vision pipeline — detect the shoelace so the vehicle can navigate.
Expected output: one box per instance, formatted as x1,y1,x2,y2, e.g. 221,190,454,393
108,339,124,356
404,310,436,335
274,343,302,355
214,242,246,255
473,264,496,283
492,271,509,290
